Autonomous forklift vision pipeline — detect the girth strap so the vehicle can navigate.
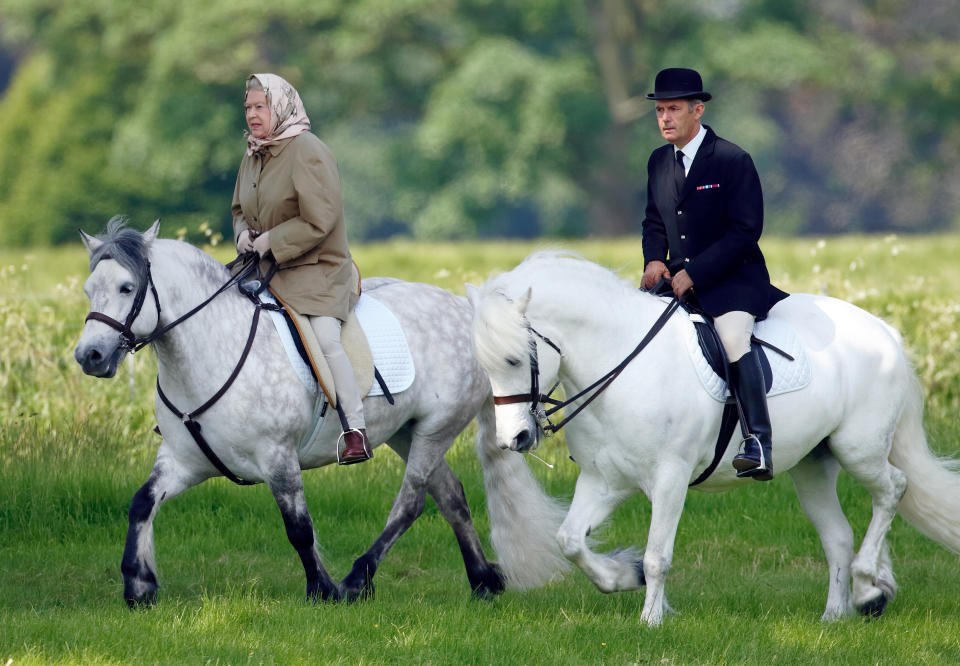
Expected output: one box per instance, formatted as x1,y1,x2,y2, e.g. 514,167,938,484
688,401,739,487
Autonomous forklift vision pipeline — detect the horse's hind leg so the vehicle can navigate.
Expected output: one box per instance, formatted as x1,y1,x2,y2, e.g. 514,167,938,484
339,429,435,601
788,443,855,620
832,424,907,617
265,452,340,602
122,453,202,606
340,426,503,601
424,458,505,599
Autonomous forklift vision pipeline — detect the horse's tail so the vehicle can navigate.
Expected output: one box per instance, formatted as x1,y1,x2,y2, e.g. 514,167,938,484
889,371,960,553
475,399,571,588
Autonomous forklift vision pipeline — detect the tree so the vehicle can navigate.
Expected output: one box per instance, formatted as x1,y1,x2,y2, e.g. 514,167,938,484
0,0,958,244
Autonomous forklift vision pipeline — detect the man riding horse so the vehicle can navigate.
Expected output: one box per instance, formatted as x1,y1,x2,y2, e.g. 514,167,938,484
639,68,788,480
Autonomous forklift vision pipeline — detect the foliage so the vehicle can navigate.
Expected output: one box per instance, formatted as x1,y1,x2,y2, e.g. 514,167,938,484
0,1,959,244
2,235,960,663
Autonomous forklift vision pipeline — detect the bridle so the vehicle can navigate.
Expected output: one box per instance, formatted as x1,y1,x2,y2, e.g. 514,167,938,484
84,254,259,353
84,263,163,353
492,296,682,437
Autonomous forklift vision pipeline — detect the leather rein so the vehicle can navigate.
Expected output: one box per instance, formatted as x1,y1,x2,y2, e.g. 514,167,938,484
85,253,272,485
493,296,682,436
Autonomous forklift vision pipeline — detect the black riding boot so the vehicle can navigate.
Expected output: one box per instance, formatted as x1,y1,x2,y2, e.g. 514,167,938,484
730,349,773,481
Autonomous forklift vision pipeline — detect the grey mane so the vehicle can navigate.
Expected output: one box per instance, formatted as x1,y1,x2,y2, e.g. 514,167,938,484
88,215,150,284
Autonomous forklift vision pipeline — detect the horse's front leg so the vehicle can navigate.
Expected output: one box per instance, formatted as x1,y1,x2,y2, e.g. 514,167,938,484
556,472,640,593
640,462,690,626
266,452,340,602
122,455,201,607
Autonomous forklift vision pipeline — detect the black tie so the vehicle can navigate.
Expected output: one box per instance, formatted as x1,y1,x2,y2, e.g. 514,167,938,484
674,150,686,197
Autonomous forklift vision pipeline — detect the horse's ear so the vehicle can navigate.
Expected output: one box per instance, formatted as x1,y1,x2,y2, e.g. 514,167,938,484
465,283,480,310
142,218,161,245
79,229,103,256
515,287,532,314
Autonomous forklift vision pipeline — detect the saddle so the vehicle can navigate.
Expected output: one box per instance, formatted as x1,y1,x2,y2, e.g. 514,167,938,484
648,287,809,486
271,288,376,407
235,259,413,408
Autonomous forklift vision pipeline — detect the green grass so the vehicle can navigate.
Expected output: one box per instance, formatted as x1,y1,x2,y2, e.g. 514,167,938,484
2,235,960,664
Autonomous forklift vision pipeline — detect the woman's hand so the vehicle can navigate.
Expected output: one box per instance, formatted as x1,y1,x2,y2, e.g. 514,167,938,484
237,229,256,253
252,230,272,258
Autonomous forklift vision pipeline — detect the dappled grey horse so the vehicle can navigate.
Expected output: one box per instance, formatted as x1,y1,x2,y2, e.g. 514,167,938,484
74,218,505,605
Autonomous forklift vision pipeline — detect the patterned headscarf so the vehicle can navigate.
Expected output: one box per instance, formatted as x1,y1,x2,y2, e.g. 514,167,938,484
244,73,311,156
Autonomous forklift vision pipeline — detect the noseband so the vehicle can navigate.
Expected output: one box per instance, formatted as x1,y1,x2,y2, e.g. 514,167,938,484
491,296,682,435
492,325,565,434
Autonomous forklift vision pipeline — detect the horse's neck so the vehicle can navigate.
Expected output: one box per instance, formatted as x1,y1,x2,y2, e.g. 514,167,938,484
149,244,257,393
528,281,670,388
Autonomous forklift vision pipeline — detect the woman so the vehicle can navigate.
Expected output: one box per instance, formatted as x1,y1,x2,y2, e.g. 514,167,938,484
232,73,370,464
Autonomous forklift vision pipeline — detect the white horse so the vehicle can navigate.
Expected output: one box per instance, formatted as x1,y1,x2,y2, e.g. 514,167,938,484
74,218,509,605
468,251,960,626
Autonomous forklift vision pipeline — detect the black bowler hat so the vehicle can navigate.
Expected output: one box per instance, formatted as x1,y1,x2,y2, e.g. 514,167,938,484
645,68,712,101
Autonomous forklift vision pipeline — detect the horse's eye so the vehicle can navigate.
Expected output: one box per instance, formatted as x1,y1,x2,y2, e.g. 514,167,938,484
120,283,135,295
506,358,521,367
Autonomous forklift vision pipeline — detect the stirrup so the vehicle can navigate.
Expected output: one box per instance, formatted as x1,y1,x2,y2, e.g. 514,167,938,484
733,434,771,479
733,434,765,470
337,428,372,465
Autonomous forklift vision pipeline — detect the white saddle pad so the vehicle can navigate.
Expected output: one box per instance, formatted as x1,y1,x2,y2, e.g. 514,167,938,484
265,292,416,398
678,307,811,403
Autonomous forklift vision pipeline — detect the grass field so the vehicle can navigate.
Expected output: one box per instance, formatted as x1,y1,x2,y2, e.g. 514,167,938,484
2,234,960,664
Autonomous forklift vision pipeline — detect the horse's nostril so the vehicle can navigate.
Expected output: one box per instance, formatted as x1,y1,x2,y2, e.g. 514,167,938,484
89,349,103,363
515,429,532,451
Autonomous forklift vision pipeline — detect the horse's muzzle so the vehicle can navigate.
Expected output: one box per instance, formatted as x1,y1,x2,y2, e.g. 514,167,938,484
75,340,124,378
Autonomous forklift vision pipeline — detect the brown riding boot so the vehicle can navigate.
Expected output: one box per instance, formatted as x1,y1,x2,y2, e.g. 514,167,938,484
340,428,372,465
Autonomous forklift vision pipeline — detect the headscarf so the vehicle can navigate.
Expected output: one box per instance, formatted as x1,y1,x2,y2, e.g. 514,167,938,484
244,73,311,156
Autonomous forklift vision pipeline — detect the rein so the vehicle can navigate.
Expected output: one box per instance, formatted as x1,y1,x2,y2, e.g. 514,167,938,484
494,296,682,435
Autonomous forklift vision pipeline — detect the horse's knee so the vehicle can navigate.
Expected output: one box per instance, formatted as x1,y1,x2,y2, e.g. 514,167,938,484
556,526,583,560
642,552,671,583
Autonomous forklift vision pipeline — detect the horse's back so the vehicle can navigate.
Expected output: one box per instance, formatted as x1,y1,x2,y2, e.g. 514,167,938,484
769,292,904,360
766,292,912,443
360,279,491,419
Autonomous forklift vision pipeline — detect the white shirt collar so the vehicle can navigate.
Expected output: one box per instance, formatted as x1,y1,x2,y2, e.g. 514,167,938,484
674,124,706,174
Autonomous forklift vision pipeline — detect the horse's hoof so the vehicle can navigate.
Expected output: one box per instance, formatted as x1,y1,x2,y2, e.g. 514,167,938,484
857,593,888,619
470,564,507,600
339,581,374,603
307,581,342,603
124,589,158,608
123,577,159,608
338,574,375,603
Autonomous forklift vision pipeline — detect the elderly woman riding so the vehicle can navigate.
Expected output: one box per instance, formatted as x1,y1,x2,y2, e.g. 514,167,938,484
232,73,370,464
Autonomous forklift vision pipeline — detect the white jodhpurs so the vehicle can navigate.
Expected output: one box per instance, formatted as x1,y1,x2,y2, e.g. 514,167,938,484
308,315,365,429
713,310,755,363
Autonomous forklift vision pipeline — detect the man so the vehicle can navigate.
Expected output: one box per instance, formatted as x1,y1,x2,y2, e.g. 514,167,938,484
639,67,787,480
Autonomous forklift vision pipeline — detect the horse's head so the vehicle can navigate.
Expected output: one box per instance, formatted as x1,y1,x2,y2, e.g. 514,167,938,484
468,283,562,452
74,217,161,378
